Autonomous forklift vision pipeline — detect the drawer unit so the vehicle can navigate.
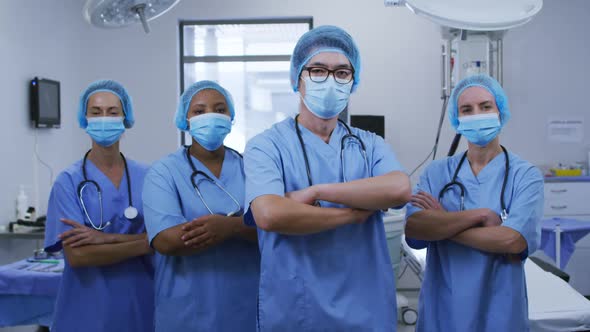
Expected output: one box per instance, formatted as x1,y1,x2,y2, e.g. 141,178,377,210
544,182,590,216
542,180,590,296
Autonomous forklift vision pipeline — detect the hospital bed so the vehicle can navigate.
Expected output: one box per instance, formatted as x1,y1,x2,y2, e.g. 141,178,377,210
400,237,590,331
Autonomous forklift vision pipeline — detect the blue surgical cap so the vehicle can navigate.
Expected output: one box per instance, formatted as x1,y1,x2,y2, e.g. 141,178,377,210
448,74,510,129
290,25,361,93
78,80,134,129
175,80,235,131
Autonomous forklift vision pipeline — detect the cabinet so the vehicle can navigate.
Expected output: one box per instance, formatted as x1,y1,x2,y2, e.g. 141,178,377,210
542,180,590,295
545,182,590,218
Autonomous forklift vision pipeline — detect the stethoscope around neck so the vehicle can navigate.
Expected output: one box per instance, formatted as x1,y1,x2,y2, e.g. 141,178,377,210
185,145,243,217
438,145,510,222
294,114,370,186
77,149,138,231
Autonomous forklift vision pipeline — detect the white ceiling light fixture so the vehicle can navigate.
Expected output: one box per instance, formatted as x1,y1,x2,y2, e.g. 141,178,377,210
393,0,543,31
83,0,181,34
385,0,544,162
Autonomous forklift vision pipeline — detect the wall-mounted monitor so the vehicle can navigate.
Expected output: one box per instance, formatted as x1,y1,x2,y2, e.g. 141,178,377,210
350,115,385,138
30,77,60,128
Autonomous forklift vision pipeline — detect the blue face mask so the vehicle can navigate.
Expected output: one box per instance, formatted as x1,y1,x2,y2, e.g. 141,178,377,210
301,77,353,119
457,113,501,147
189,113,232,151
85,117,125,147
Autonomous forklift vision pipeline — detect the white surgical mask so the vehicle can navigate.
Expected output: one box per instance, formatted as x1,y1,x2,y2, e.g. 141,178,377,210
457,113,501,147
301,77,352,119
189,113,232,151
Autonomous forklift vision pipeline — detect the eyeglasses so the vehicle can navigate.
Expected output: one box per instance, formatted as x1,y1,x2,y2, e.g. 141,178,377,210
302,67,354,84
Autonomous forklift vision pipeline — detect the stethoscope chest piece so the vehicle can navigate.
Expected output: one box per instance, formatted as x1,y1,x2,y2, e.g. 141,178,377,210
124,206,138,220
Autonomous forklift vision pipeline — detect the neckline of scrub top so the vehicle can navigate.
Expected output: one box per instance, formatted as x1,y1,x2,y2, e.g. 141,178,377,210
288,117,346,155
187,147,236,184
86,158,129,195
457,149,507,185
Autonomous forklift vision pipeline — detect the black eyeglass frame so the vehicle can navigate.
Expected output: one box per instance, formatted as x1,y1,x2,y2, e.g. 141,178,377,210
301,66,355,84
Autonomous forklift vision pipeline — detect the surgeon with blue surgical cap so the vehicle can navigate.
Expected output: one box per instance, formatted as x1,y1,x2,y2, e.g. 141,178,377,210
44,79,154,332
142,80,259,331
243,25,411,331
405,74,544,331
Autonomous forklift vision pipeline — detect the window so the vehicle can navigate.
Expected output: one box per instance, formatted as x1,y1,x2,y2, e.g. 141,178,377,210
179,18,313,151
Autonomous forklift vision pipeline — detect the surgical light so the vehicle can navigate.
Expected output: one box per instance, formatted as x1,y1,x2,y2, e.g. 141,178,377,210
83,0,181,34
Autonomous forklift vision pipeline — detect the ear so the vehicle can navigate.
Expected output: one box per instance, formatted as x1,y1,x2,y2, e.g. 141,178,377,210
298,77,307,94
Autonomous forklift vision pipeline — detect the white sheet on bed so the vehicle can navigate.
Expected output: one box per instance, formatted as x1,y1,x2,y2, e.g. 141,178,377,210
401,236,426,272
526,259,590,331
400,237,590,331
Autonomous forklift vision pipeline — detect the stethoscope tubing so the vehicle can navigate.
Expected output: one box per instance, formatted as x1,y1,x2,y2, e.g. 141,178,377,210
295,114,370,185
438,145,510,220
77,149,135,230
185,146,243,217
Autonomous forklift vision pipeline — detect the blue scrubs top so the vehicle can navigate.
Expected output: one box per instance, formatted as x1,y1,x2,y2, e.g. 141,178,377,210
244,117,402,331
405,150,544,332
44,158,154,332
142,147,260,332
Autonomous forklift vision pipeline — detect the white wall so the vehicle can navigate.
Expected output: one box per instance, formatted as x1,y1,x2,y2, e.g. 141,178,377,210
0,3,94,312
76,0,590,180
0,1,91,224
78,0,447,175
502,0,590,168
2,0,590,224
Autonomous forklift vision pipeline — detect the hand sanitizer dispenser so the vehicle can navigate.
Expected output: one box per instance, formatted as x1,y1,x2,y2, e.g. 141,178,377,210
16,185,29,221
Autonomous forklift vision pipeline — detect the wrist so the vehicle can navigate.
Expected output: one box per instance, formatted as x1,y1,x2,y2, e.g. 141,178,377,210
228,216,243,237
312,184,323,202
344,208,360,225
142,239,153,255
471,209,487,226
107,233,121,244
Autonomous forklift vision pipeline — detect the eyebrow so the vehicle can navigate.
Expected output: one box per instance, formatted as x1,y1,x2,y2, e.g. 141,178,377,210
89,106,120,111
307,61,352,69
459,100,494,108
192,102,227,108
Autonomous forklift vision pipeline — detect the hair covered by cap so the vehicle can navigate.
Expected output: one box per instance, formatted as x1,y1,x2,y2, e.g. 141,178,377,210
290,25,361,93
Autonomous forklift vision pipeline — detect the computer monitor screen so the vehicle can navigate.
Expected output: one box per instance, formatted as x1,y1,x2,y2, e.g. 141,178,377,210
350,115,384,138
31,77,60,128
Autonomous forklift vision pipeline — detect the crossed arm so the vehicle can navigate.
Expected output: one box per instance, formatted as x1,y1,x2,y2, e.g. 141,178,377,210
152,215,257,256
406,191,527,255
60,214,257,262
251,170,411,235
59,218,152,267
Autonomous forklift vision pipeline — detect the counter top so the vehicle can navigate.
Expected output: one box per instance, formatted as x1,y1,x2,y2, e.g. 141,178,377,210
544,176,590,183
0,232,44,240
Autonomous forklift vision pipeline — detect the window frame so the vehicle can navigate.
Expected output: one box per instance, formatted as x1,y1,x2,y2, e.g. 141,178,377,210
178,17,314,146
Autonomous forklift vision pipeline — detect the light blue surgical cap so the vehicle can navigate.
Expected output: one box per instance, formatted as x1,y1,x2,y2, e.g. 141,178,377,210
175,80,235,131
448,74,510,129
290,25,361,93
78,80,134,129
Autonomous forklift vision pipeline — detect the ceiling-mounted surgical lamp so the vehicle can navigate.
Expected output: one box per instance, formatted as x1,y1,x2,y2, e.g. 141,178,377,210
387,0,543,93
83,0,181,34
385,0,544,160
387,0,543,31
